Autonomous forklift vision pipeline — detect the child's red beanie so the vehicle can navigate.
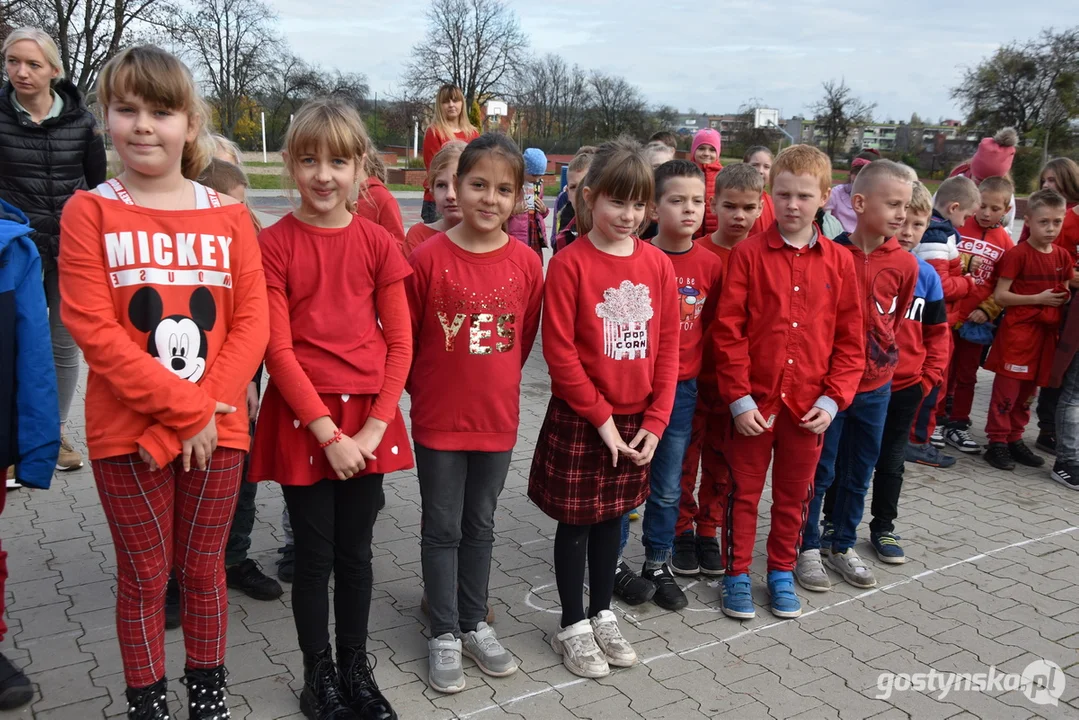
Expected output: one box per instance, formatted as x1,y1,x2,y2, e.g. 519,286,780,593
970,135,1016,181
691,129,722,160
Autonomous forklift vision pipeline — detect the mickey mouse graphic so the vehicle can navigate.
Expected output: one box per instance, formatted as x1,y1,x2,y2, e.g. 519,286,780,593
128,286,216,383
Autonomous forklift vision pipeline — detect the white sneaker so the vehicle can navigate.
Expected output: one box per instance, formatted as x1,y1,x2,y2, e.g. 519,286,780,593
944,426,981,454
930,426,945,448
589,610,637,667
551,620,609,678
825,548,877,588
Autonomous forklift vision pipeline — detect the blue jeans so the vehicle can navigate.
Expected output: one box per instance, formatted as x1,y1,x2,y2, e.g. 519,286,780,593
803,382,891,553
1056,352,1079,465
619,379,697,565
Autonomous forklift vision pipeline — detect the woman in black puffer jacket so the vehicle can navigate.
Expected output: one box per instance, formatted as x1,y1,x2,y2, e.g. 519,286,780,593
0,28,107,473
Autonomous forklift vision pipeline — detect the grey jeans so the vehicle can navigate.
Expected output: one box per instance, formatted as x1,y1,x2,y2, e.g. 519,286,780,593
1056,352,1079,465
416,443,511,636
45,264,80,427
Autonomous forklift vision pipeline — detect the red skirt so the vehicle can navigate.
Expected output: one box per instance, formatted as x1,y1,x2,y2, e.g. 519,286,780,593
528,397,649,525
249,383,414,486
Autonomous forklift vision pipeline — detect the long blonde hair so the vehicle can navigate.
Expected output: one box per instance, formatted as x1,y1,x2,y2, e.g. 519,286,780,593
430,84,477,141
97,45,214,180
2,27,64,82
284,96,372,213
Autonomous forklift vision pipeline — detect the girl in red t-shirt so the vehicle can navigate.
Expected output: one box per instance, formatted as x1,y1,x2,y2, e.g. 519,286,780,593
421,84,479,223
249,97,412,719
406,134,544,693
403,140,466,256
59,46,268,717
743,145,776,237
355,151,406,247
528,138,679,679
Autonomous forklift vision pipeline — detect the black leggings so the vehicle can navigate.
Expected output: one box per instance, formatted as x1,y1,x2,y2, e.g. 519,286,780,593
554,516,622,628
282,476,383,653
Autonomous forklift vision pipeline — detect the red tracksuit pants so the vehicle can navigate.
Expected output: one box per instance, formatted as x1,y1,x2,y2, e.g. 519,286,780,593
676,400,728,538
945,334,985,426
720,406,824,576
985,375,1038,444
93,449,243,688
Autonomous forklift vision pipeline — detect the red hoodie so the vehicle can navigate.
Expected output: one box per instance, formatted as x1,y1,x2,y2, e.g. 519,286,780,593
693,161,723,239
954,216,1014,323
356,177,406,248
833,234,919,393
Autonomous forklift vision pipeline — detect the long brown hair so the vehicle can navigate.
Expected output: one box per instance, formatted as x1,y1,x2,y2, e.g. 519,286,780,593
430,84,477,141
1040,157,1079,204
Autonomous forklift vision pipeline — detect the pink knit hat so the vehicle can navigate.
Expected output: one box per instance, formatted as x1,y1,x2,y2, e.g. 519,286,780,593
691,128,722,160
970,128,1018,180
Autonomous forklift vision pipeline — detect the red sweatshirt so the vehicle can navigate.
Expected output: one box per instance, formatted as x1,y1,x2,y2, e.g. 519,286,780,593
356,177,405,248
662,243,723,380
403,223,439,257
406,234,544,451
955,216,1014,322
258,213,412,426
422,127,479,202
833,234,918,393
543,235,680,437
713,225,865,422
693,161,723,239
58,191,269,467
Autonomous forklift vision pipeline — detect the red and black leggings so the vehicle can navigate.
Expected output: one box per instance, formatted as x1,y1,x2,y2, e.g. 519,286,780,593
93,449,243,688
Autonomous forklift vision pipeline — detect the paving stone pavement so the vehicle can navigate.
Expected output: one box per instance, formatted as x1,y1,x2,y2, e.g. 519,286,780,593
4,205,1077,719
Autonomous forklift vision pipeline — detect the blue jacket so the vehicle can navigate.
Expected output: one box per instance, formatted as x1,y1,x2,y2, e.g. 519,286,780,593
0,199,59,488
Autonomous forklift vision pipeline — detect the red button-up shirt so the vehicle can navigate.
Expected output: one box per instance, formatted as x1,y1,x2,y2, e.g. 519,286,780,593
713,224,865,423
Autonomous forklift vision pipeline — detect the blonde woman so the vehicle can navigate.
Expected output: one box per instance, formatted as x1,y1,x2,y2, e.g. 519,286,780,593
421,84,478,223
0,27,107,476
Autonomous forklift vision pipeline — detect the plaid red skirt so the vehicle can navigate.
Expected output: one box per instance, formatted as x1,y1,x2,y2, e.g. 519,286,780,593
528,397,649,525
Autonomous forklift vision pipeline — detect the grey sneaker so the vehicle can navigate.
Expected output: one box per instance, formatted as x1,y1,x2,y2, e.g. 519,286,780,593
427,633,465,693
825,548,877,588
590,610,637,667
795,549,831,592
462,622,517,677
551,620,609,678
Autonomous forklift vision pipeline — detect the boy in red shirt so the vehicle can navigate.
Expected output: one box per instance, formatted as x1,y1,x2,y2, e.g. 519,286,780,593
907,176,980,467
614,160,722,611
983,189,1075,470
690,129,723,239
672,163,763,578
796,160,917,593
941,177,1015,454
713,145,864,619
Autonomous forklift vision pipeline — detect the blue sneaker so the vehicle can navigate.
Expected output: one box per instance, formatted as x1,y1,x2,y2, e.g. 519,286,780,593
904,442,956,468
767,570,802,618
870,532,906,564
721,574,755,619
820,519,835,556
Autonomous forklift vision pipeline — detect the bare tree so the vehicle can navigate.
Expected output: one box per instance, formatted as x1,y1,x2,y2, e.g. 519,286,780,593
512,54,590,141
403,0,528,110
952,27,1079,153
811,79,876,158
587,71,649,139
172,0,281,139
7,0,171,94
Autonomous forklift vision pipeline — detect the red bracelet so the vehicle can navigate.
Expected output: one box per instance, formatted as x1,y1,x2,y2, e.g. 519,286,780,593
319,428,343,449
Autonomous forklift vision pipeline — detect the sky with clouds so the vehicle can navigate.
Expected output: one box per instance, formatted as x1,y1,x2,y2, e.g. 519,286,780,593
267,0,1069,122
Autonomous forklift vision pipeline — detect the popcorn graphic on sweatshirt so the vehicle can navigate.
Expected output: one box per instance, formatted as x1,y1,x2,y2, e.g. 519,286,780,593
596,280,654,360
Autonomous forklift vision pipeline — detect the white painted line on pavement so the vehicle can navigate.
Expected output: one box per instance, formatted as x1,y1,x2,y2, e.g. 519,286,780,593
457,524,1078,719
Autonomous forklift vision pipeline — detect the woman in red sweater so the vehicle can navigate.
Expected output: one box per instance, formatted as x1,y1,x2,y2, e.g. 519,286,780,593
421,84,478,223
407,134,543,694
529,138,679,680
59,46,268,719
403,140,466,256
249,98,410,720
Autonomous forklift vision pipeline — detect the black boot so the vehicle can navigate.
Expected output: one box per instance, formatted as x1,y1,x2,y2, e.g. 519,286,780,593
301,647,358,720
182,665,230,720
337,645,397,720
125,677,171,719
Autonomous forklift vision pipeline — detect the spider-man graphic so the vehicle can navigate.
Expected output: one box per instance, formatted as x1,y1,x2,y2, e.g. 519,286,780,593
864,267,905,385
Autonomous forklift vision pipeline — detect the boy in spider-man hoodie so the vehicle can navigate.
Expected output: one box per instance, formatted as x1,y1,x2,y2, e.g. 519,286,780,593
0,198,60,709
907,176,980,466
690,128,723,239
940,177,1015,454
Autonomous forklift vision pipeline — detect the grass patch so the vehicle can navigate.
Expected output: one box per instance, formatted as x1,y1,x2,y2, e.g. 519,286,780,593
245,160,284,167
248,173,285,190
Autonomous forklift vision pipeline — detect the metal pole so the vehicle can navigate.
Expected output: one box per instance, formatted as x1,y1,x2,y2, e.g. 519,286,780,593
260,111,267,163
414,120,419,160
